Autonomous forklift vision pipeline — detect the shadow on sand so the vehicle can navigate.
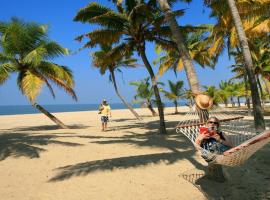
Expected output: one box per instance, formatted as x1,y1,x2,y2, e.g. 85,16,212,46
0,132,83,161
1,124,90,132
49,117,205,182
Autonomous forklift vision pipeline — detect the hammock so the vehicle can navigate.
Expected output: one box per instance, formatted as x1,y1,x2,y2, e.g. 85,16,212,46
176,106,270,167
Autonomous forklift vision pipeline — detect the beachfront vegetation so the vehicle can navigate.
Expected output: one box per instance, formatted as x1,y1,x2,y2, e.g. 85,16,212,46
130,77,164,117
162,80,184,114
204,0,269,131
0,18,76,128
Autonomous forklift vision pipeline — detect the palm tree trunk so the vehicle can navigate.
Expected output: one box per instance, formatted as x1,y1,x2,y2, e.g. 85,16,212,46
32,103,68,129
174,100,178,114
237,97,241,107
157,0,200,94
158,0,226,181
109,68,142,120
244,73,252,115
138,46,167,134
148,101,158,116
227,0,265,131
230,96,234,107
262,77,270,98
256,75,265,109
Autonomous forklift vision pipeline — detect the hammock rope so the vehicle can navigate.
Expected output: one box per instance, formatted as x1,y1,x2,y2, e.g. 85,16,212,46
176,106,270,167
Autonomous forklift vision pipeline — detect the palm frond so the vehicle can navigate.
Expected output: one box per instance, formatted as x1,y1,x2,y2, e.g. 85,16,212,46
17,71,44,103
74,3,112,22
0,63,13,84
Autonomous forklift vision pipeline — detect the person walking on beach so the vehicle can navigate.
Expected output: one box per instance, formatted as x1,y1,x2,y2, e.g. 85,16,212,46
99,99,112,131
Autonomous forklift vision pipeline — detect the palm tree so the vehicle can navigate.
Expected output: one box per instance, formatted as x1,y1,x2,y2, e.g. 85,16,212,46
162,80,184,114
251,38,270,98
0,18,77,129
205,0,269,131
157,0,201,94
203,85,220,106
227,0,265,130
184,89,194,110
74,1,178,133
130,78,161,116
92,45,142,120
156,26,215,76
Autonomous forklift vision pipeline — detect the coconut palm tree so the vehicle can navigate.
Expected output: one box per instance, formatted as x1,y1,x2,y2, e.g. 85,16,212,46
74,1,183,134
218,80,231,107
157,0,201,94
162,80,184,114
156,26,215,76
203,85,220,106
0,18,77,129
92,45,142,120
130,78,163,116
205,0,269,131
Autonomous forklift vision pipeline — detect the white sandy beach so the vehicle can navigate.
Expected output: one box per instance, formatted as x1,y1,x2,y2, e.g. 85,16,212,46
0,107,270,200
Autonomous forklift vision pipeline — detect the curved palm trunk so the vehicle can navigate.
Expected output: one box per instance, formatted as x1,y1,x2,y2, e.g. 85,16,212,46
139,46,167,134
147,101,158,116
158,0,200,94
174,100,178,114
158,0,225,181
227,0,265,131
32,103,68,129
109,68,142,121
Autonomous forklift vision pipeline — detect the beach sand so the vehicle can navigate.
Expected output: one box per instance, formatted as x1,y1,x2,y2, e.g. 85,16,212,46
0,107,269,200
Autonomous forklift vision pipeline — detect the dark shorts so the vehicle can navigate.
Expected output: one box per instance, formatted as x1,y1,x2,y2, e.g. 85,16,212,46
101,116,109,123
201,138,230,154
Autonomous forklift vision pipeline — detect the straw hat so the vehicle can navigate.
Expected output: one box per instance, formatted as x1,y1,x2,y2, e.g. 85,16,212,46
194,94,213,110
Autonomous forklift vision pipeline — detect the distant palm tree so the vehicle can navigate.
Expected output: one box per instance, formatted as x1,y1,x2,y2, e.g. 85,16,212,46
0,18,77,128
162,80,184,114
92,45,142,120
130,78,164,116
218,81,231,107
203,85,220,106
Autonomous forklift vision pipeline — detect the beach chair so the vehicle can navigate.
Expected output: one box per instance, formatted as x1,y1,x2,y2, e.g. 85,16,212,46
176,106,270,166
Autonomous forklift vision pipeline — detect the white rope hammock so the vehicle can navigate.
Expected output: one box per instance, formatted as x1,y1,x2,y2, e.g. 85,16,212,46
176,106,270,167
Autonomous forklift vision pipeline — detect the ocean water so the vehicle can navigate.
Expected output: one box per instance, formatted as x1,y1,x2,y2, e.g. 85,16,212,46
0,102,186,115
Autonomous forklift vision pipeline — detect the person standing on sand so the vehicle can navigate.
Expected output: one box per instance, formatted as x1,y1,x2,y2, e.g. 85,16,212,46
99,99,112,131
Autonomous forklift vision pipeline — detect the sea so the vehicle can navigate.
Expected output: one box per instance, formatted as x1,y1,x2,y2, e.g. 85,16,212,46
0,102,186,115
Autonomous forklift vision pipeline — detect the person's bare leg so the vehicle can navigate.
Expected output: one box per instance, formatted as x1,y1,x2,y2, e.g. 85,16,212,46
104,122,108,131
102,123,105,131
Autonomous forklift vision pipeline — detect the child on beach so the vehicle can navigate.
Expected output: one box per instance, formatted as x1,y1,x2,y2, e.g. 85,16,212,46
99,99,112,131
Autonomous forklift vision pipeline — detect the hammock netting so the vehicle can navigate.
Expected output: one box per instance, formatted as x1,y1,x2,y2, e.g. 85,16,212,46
176,106,270,167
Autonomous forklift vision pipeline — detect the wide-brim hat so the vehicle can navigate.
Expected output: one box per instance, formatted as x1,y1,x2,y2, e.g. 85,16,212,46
194,94,213,110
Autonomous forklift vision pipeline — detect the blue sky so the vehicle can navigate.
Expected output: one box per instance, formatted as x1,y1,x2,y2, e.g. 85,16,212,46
0,0,234,105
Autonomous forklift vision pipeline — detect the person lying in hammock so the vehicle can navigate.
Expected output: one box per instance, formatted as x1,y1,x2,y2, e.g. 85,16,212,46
195,117,233,154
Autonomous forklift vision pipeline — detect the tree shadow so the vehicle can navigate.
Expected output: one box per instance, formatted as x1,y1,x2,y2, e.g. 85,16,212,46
1,124,90,132
49,150,196,182
0,132,82,161
50,124,205,182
